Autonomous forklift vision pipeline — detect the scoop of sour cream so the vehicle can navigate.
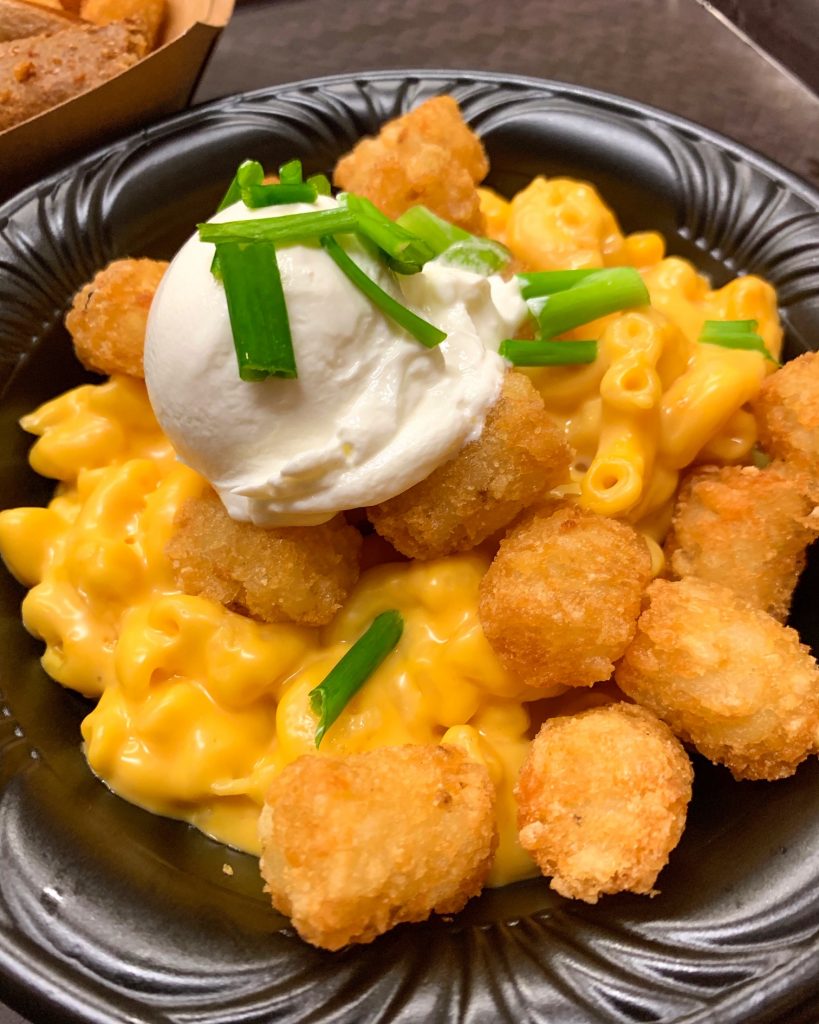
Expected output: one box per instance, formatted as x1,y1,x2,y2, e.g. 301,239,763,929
144,197,526,526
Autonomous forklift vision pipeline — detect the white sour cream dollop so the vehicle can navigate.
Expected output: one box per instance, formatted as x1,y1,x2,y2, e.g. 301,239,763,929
144,198,526,526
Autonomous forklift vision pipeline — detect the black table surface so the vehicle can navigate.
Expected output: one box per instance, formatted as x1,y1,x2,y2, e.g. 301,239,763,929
2,1,818,1022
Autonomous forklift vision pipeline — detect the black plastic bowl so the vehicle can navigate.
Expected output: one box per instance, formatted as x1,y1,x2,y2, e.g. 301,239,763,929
2,71,819,1024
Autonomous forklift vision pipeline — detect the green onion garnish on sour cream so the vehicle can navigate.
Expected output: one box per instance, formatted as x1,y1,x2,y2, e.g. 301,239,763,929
499,338,598,366
308,610,404,748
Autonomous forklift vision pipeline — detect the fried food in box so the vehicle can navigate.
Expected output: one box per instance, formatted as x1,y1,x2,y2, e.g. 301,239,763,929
616,577,819,781
367,371,571,559
516,704,692,902
665,462,819,622
754,351,819,486
167,489,363,627
479,506,652,691
65,258,168,379
333,95,489,233
258,745,496,950
0,0,76,41
80,0,163,47
0,18,147,131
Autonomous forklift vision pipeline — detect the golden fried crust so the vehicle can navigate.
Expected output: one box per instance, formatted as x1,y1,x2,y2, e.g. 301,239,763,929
367,371,571,559
0,20,148,131
665,463,819,623
754,352,819,485
81,0,165,47
616,577,819,781
258,744,497,950
333,96,488,233
516,704,692,902
166,490,362,626
65,258,167,378
478,506,652,691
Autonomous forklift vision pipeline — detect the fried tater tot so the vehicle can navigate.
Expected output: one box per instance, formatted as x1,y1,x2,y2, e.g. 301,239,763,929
65,258,168,378
333,96,488,232
166,489,362,626
665,463,819,622
754,351,819,484
258,745,496,950
479,506,652,690
616,577,819,781
516,704,692,902
367,371,571,559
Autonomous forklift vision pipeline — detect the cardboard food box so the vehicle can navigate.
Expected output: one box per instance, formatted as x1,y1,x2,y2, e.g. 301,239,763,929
0,0,234,199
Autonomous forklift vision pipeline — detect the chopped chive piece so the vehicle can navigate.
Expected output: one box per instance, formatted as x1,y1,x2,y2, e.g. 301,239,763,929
216,160,264,213
307,173,332,196
532,268,650,337
438,237,510,274
278,159,303,185
517,269,601,299
396,204,470,253
320,235,447,348
341,193,435,273
241,182,318,208
500,339,598,366
198,207,358,245
215,241,296,381
698,319,777,363
309,610,404,747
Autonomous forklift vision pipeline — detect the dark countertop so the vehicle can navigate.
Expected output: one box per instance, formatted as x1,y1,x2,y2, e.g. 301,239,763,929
1,1,818,1022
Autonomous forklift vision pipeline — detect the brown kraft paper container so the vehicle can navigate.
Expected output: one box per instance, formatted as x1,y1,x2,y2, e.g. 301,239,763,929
0,0,234,198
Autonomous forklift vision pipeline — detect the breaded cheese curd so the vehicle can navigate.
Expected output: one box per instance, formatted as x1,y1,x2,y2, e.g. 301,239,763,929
617,577,819,781
754,351,819,485
516,704,692,902
145,196,524,529
259,744,496,950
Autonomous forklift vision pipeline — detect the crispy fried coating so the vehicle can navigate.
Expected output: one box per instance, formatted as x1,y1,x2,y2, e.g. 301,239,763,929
333,96,488,232
65,258,167,378
0,0,77,42
516,704,692,902
0,20,147,130
258,744,497,950
665,463,818,622
166,489,362,626
616,577,819,780
81,0,165,47
755,352,819,487
367,372,571,559
479,506,652,691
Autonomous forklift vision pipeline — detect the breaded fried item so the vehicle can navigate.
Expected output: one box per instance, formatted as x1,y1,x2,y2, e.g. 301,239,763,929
479,506,652,690
167,489,362,627
516,704,692,902
665,463,819,622
367,371,571,559
754,351,819,484
0,19,148,131
0,0,76,42
616,577,819,781
333,96,488,233
81,0,164,47
258,744,496,950
65,258,167,379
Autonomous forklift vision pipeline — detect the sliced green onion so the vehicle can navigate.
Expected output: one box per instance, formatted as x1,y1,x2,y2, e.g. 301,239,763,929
241,182,318,209
320,235,446,348
532,268,650,337
215,241,296,381
211,160,265,276
396,204,470,253
438,237,510,274
500,339,598,366
198,207,358,245
341,193,434,274
278,159,303,185
517,269,601,299
698,319,777,363
307,173,332,196
309,610,404,747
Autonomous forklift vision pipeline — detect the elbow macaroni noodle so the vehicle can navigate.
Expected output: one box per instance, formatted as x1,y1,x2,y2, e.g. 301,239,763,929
0,176,783,887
